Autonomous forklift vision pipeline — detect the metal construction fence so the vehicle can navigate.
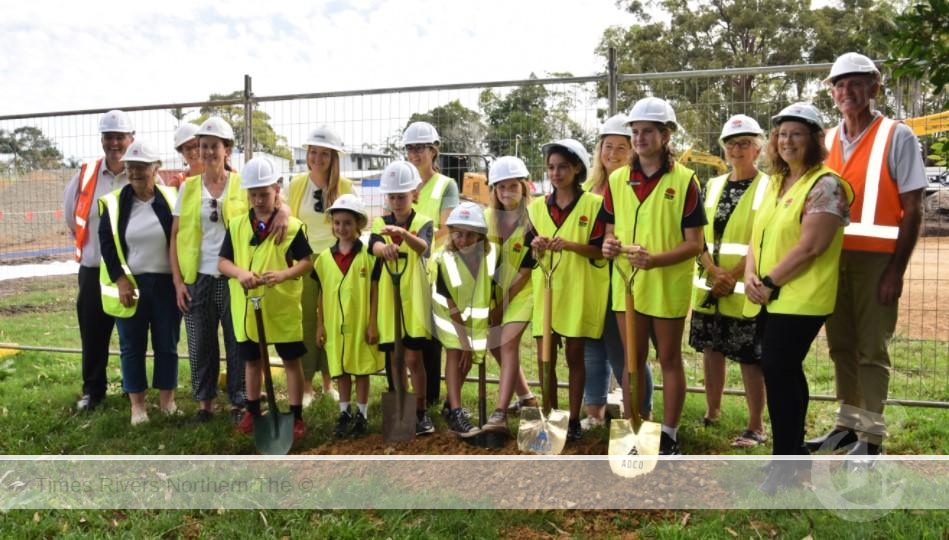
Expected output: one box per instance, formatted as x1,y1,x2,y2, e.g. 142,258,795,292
0,57,946,405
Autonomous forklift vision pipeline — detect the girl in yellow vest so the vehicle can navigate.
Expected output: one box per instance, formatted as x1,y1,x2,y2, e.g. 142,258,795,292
526,139,607,443
314,194,381,438
690,115,770,448
218,157,313,445
582,114,654,430
432,202,495,438
482,156,537,434
404,120,458,410
368,161,436,436
167,124,202,188
744,103,852,494
289,125,354,406
601,98,706,456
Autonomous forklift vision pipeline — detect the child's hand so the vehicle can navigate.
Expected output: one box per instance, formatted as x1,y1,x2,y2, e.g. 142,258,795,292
459,349,473,374
530,236,549,256
380,225,406,238
602,237,621,259
261,270,286,286
379,243,400,261
316,325,326,348
238,270,261,290
365,324,378,345
547,237,568,252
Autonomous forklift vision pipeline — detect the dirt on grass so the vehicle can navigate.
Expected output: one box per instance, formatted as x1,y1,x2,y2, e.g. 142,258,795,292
304,430,607,456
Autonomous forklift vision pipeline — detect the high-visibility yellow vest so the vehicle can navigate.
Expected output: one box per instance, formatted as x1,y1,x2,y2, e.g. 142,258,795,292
608,162,697,318
414,173,453,230
314,245,384,376
175,172,246,285
372,213,433,343
99,185,178,318
527,191,607,338
743,165,854,317
288,173,354,254
431,244,496,362
690,171,769,318
582,181,613,324
485,207,533,325
227,215,306,343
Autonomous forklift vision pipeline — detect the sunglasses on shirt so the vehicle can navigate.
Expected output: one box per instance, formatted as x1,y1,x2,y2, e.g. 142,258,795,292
313,189,324,213
209,198,218,223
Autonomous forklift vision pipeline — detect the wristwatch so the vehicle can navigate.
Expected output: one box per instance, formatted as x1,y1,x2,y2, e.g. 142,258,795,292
761,275,780,300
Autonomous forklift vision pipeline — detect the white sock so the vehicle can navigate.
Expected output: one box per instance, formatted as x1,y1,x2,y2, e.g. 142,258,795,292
661,424,678,441
517,391,535,401
357,402,368,417
339,401,350,413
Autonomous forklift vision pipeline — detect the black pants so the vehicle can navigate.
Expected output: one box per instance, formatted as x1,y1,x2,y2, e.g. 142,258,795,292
77,265,116,400
382,338,442,405
759,310,826,455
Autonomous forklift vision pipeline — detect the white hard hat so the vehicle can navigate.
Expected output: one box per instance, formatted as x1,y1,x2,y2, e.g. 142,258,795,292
627,97,679,132
195,117,235,141
489,155,529,186
541,139,591,176
719,114,764,143
240,156,281,189
771,102,824,129
599,113,632,138
445,201,487,234
120,140,160,163
824,52,880,85
327,193,368,221
379,161,422,194
402,121,440,146
173,123,200,150
98,110,134,134
305,125,345,153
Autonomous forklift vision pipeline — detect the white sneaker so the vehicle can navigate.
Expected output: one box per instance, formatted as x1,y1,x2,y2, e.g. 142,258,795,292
302,392,315,408
580,416,604,431
131,410,149,426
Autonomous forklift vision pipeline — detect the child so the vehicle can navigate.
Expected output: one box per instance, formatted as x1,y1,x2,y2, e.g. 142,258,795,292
314,194,382,437
368,161,435,436
432,202,494,437
218,157,313,444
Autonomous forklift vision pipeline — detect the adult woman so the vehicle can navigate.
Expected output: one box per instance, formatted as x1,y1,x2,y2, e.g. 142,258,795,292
690,114,770,448
403,121,459,409
289,125,353,405
601,98,706,456
745,103,852,493
167,123,202,188
98,140,179,425
581,114,653,429
526,139,606,442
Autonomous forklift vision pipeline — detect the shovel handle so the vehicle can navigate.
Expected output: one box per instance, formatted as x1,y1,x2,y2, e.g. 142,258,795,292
250,296,280,430
541,281,553,415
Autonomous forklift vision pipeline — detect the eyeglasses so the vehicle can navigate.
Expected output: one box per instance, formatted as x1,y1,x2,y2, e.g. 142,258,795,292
313,189,324,213
724,139,755,150
209,198,218,223
180,142,200,154
405,144,430,154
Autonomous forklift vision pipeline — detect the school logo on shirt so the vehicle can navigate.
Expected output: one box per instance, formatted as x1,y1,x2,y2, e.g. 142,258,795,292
359,266,367,277
512,242,523,252
578,215,589,227
664,187,676,200
784,197,794,208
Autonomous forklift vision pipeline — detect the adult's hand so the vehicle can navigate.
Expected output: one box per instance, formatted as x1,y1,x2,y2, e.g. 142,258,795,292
174,280,191,313
878,263,904,305
116,275,137,308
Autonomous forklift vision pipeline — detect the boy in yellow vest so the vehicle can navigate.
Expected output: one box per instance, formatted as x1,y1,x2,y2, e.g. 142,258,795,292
218,157,313,444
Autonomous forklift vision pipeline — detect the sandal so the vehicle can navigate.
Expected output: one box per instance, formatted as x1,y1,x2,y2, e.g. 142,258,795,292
731,430,768,448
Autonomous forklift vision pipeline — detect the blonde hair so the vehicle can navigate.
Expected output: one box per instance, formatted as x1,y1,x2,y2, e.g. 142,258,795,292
488,178,532,243
588,135,632,192
308,146,342,207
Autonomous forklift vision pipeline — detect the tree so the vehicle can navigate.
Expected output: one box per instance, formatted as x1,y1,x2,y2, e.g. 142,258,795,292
404,100,485,155
169,107,191,127
192,91,292,161
0,126,65,173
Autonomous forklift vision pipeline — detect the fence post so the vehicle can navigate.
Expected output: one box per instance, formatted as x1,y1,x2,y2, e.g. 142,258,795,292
608,47,618,116
244,74,253,161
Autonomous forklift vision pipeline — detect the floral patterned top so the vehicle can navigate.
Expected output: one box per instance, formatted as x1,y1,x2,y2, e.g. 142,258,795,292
803,174,851,225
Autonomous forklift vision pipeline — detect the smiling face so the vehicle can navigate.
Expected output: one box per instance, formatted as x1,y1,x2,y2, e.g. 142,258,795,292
124,161,158,185
546,152,581,191
599,135,632,175
331,210,359,242
307,145,334,176
493,178,525,210
101,132,133,165
776,120,813,168
405,144,436,171
629,122,669,160
200,135,231,172
831,74,879,116
450,227,483,253
723,136,761,170
178,139,203,172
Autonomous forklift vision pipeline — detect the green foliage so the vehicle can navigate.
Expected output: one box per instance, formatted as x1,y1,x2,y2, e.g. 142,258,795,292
929,136,948,167
193,91,292,161
885,0,949,93
404,100,485,155
0,126,65,173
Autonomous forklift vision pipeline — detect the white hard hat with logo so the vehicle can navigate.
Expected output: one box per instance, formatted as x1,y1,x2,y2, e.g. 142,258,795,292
719,114,764,143
489,155,530,186
240,156,282,189
771,103,824,129
120,140,161,164
173,124,200,150
98,110,134,134
599,113,632,138
195,117,235,141
305,125,345,153
541,139,591,175
379,161,422,194
445,201,487,234
402,121,440,146
327,193,368,221
627,97,679,132
824,52,880,85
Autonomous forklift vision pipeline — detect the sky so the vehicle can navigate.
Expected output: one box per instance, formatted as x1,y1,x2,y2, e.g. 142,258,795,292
0,0,637,116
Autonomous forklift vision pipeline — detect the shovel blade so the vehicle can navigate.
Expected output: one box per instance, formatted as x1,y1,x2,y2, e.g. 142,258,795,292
517,406,568,455
608,418,661,477
253,412,295,455
462,428,510,449
382,391,416,442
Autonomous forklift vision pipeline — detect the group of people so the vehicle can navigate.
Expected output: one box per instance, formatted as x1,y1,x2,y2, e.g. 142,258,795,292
64,52,925,491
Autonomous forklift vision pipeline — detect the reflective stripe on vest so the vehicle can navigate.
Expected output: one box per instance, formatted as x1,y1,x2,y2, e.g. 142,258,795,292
414,173,452,229
74,159,103,261
98,185,178,318
372,213,433,343
176,172,245,284
825,116,901,252
431,243,495,358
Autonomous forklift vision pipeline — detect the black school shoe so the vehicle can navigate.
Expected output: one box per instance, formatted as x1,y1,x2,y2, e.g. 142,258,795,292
804,428,858,453
76,394,101,412
350,411,368,438
566,419,582,442
334,409,353,438
659,432,682,455
416,411,435,436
